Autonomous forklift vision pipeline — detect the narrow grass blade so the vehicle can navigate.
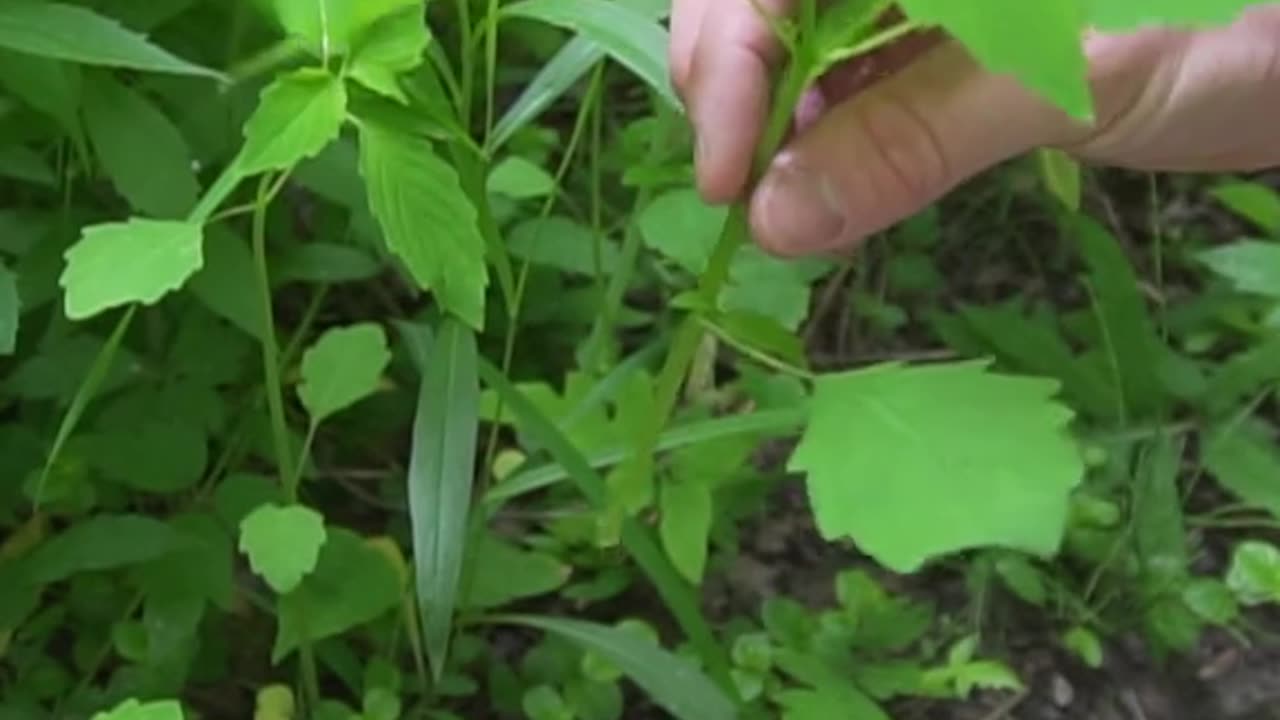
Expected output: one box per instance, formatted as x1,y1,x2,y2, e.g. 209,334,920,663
502,0,679,112
476,358,737,697
487,615,737,720
409,318,480,680
483,407,806,506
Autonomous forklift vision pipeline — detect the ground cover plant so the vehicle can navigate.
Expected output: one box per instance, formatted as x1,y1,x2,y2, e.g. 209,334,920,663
2,0,1280,718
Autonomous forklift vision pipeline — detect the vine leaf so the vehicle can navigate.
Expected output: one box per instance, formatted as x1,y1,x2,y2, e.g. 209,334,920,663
238,503,327,594
240,68,348,175
60,218,204,320
789,360,1084,573
297,323,391,426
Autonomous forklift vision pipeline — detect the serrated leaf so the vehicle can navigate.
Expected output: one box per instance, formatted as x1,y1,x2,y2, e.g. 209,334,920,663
660,480,712,584
272,0,420,57
1083,0,1271,30
0,2,220,78
898,0,1091,119
349,6,431,103
0,262,17,355
241,69,348,175
494,615,736,720
1227,540,1280,605
409,319,480,680
84,73,198,218
238,503,328,594
61,218,204,320
357,120,487,328
1198,241,1280,298
91,698,184,720
503,0,679,110
297,323,391,425
273,528,401,661
789,360,1083,572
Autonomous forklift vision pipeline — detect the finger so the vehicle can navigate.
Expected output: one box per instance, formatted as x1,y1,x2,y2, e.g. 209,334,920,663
748,41,1074,257
669,0,711,101
688,0,794,204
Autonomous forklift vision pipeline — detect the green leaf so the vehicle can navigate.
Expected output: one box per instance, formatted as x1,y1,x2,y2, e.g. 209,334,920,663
1226,540,1280,606
507,216,618,276
1061,626,1103,669
1073,214,1167,419
463,533,570,610
1083,0,1271,31
0,2,221,78
487,156,555,199
61,218,204,320
0,49,86,158
83,73,198,218
273,528,401,661
274,242,382,284
297,323,391,426
789,360,1082,573
1182,578,1239,625
186,227,266,340
660,480,713,584
357,120,487,328
81,419,207,494
1133,434,1189,586
349,7,431,103
504,0,679,110
90,698,184,720
272,0,420,57
1202,334,1280,414
409,318,480,680
1037,148,1082,211
1204,422,1280,520
1210,180,1280,235
0,262,17,355
241,69,348,175
238,503,328,594
897,0,1091,119
992,553,1048,606
16,515,184,585
1198,241,1280,298
492,615,737,720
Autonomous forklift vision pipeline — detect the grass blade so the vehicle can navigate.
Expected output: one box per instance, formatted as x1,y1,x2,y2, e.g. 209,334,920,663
487,614,737,720
475,357,738,697
409,318,480,680
502,0,679,112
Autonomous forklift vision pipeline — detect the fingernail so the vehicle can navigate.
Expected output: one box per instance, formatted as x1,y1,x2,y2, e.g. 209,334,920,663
756,154,847,253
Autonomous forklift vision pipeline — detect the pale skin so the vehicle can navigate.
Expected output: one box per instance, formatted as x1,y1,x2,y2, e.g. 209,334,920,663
670,1,1280,257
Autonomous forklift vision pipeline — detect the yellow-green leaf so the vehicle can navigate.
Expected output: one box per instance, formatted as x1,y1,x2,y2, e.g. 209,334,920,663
60,218,204,320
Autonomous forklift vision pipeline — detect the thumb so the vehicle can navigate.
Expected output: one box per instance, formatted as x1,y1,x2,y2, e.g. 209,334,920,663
749,41,1078,256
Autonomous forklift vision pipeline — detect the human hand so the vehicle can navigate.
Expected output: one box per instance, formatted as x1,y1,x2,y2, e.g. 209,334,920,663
670,1,1280,257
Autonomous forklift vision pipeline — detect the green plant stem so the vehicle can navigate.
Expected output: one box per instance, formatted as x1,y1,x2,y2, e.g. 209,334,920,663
453,0,475,125
483,0,500,141
250,174,297,495
699,316,816,380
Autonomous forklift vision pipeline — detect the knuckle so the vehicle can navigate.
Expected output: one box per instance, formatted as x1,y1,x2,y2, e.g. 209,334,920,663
853,92,951,207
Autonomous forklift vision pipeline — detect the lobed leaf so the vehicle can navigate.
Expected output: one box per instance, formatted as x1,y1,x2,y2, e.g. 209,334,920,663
61,218,204,320
238,503,328,594
789,360,1083,573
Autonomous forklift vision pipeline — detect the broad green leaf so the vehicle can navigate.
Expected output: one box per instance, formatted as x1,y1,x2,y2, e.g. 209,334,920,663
1084,0,1271,30
83,73,198,218
503,0,679,110
1210,180,1280,235
81,419,207,494
1037,148,1081,211
19,515,185,585
1073,214,1168,419
897,0,1091,119
0,2,221,78
1061,626,1103,668
1202,334,1280,413
409,319,480,680
639,188,725,275
61,218,204,320
274,242,382,284
273,528,401,661
0,262,16,354
136,513,235,611
992,554,1048,607
241,69,348,175
358,120,488,328
349,7,431,103
297,323,391,425
507,216,619,276
238,503,328,594
789,360,1083,573
464,534,570,610
660,480,713,584
774,650,891,720
1204,421,1280,519
1133,434,1188,586
1226,540,1280,605
488,156,555,199
0,145,56,187
186,227,266,340
493,615,736,720
254,686,295,720
91,698,184,720
1183,578,1239,625
1198,241,1280,298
